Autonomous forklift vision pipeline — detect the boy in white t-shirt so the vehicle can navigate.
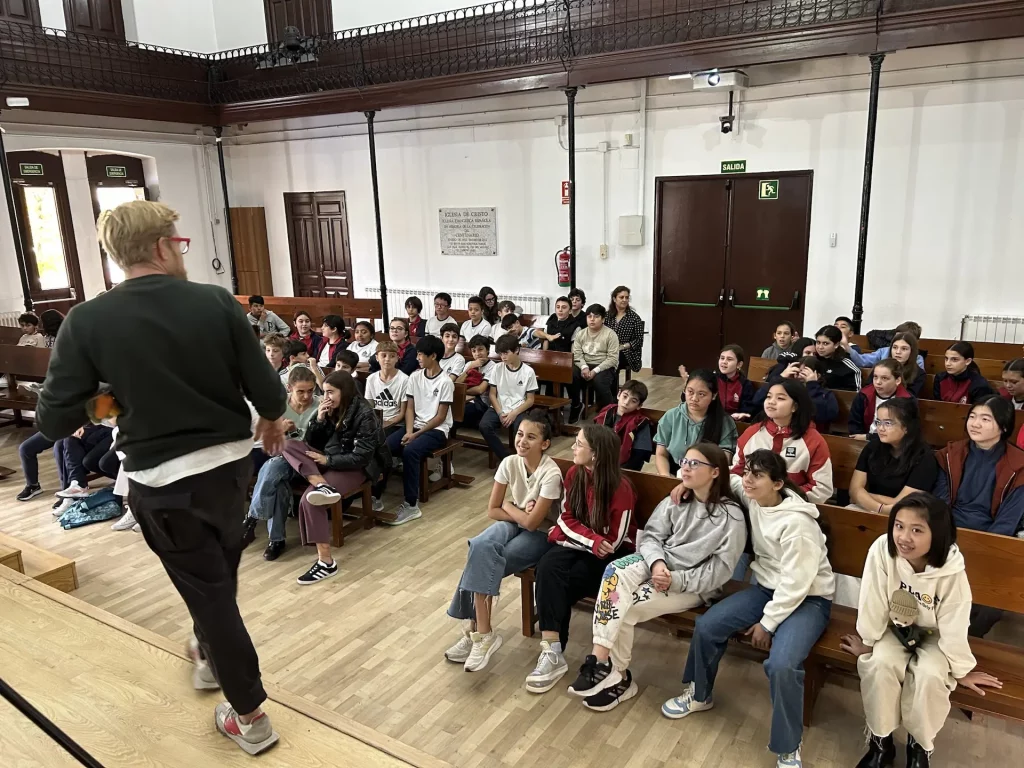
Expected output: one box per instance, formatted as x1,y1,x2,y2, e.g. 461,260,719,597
425,292,455,337
460,296,493,342
365,341,409,435
346,321,379,370
480,335,538,459
438,323,467,380
384,335,453,525
500,314,542,349
491,300,517,341
444,410,562,672
452,334,494,437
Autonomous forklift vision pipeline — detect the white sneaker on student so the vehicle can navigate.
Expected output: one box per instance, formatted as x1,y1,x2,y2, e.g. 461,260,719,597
661,682,714,719
131,523,141,533
525,640,568,693
371,496,385,513
382,501,422,526
51,497,74,517
464,631,502,672
186,636,220,691
444,628,474,664
776,748,802,768
305,483,341,506
111,507,136,531
56,481,90,499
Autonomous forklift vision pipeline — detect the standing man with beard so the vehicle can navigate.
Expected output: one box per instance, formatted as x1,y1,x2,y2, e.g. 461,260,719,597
36,201,287,755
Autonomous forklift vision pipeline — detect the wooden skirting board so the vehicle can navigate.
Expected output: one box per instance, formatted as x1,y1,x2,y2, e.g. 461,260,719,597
0,566,450,768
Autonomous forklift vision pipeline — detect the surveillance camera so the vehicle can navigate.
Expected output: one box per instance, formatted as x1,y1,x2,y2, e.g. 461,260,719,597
720,115,734,134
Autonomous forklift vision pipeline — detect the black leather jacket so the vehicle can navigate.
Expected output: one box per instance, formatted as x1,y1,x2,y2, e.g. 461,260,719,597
303,396,391,482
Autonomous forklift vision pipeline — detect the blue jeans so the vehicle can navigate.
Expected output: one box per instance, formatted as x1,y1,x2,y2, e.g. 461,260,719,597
447,521,552,621
682,584,832,755
248,456,296,543
386,427,448,505
19,431,56,486
479,408,526,460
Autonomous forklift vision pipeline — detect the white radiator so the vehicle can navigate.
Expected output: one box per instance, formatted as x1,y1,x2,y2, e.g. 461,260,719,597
960,315,1024,345
0,311,22,328
363,287,550,317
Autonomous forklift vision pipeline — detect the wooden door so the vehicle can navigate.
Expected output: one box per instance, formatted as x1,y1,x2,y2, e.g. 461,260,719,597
264,0,332,41
284,191,353,298
651,177,730,375
0,0,41,25
231,207,274,296
62,0,124,38
722,173,812,358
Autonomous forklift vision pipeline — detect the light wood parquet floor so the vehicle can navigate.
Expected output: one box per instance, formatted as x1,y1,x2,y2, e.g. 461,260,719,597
1,371,1022,767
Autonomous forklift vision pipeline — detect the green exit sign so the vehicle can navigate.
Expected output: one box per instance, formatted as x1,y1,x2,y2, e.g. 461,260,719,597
721,160,746,174
758,179,779,200
19,163,44,176
106,166,127,178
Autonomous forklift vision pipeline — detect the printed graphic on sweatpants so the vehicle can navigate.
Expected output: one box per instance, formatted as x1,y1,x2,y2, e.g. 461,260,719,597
594,553,645,626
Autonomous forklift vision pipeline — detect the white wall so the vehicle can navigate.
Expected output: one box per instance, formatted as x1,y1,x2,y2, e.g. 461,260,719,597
212,0,267,50
130,0,218,52
38,0,64,29
334,1,480,29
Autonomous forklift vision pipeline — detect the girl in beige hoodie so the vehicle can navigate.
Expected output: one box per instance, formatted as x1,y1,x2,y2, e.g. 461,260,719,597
841,493,1001,767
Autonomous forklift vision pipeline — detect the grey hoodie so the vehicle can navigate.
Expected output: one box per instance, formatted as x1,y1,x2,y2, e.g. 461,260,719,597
638,496,748,597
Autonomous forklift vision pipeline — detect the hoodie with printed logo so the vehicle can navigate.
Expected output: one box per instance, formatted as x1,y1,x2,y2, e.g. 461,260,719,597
731,420,834,504
856,534,976,678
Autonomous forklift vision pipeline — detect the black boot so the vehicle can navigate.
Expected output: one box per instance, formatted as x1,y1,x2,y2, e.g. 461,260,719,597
263,540,286,561
241,517,258,549
856,734,895,768
906,736,930,768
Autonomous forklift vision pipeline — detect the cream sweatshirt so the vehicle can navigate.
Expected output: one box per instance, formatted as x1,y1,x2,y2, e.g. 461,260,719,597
730,477,836,633
572,325,620,373
856,534,976,678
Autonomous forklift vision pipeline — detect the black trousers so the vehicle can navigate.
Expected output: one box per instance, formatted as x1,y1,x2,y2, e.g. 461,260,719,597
535,545,616,649
568,366,617,409
129,457,267,715
968,604,1004,638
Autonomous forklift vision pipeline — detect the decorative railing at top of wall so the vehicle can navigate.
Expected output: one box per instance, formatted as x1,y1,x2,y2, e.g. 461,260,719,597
0,0,984,107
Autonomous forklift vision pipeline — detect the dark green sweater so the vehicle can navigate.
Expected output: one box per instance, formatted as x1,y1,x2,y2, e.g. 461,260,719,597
36,275,286,471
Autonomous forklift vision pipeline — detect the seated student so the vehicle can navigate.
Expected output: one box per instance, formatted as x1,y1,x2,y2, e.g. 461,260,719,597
405,296,425,339
385,336,454,525
849,358,913,439
346,320,378,370
279,371,390,585
454,335,494,434
535,296,577,353
263,333,287,374
50,423,116,514
479,335,538,459
885,331,926,397
425,292,454,337
16,312,45,347
568,288,588,331
478,286,499,326
568,304,620,423
444,410,561,672
570,442,746,711
717,344,756,421
789,357,841,432
851,399,939,516
459,296,492,341
663,449,835,768
933,341,995,404
733,380,834,504
333,350,365,396
370,317,418,376
761,336,817,383
834,315,856,347
761,320,797,361
841,494,1001,768
491,300,518,341
815,325,862,391
655,368,738,476
438,323,467,380
15,431,58,501
316,314,349,369
288,310,323,357
365,341,409,437
39,309,63,348
500,313,542,349
1000,358,1024,411
526,425,637,694
280,340,310,388
844,321,926,369
594,380,654,470
243,367,322,560
246,295,290,335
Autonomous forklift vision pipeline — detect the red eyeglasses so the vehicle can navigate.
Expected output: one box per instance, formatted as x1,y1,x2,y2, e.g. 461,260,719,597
167,236,191,254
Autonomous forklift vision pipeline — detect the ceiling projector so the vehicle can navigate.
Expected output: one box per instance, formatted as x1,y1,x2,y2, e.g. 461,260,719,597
692,71,749,90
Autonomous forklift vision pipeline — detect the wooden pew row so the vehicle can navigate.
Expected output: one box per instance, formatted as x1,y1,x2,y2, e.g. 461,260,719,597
852,334,1022,361
234,295,383,328
0,345,50,428
0,326,23,345
516,460,1024,725
923,355,1006,379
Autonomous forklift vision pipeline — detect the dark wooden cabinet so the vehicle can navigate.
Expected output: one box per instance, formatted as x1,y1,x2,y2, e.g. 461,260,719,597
264,0,332,42
63,0,124,39
0,0,41,25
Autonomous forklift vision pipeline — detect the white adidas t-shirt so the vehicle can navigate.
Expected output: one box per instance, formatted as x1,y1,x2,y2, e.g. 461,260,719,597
494,454,564,530
439,352,467,379
347,339,378,366
365,370,410,422
408,369,455,436
487,362,539,413
460,319,493,341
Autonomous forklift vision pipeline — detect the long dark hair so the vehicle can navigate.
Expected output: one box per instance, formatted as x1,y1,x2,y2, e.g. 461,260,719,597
606,285,630,317
889,332,920,387
815,325,850,360
867,398,929,478
677,442,744,518
323,370,357,427
887,492,957,568
40,309,64,338
757,379,814,439
478,285,498,323
947,341,981,375
744,449,807,500
683,368,727,447
569,424,629,534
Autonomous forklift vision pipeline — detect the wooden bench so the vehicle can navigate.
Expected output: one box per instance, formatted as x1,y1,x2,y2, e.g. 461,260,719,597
516,460,1024,725
822,433,866,491
0,532,78,593
0,326,24,345
419,382,474,503
288,478,377,547
0,345,50,428
852,334,1022,361
234,295,383,328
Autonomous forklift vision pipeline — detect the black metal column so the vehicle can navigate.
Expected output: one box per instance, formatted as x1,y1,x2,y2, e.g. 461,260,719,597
565,87,578,290
214,127,238,294
852,52,885,333
0,119,33,311
365,111,389,323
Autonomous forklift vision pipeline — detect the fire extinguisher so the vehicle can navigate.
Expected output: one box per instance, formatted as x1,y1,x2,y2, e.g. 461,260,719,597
555,247,572,288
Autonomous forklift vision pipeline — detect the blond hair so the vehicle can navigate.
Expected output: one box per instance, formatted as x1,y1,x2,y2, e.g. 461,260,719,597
97,200,179,270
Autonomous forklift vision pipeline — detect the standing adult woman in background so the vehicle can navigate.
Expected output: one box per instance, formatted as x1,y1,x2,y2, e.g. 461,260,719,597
605,286,644,377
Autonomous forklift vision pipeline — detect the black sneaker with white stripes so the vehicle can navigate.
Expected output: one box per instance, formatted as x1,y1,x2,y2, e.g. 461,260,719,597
567,654,621,697
17,484,43,502
305,484,341,507
296,559,339,586
582,669,639,712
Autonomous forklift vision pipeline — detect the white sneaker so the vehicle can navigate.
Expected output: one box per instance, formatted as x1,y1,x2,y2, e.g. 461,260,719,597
428,469,442,483
464,631,503,672
524,640,568,693
111,507,136,531
132,523,141,533
777,748,802,768
51,497,74,517
661,682,714,719
444,629,473,663
56,481,91,499
371,496,384,513
382,501,422,526
186,637,220,691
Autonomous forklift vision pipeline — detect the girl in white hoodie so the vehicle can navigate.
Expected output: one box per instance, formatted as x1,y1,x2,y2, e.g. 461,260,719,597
566,442,747,712
662,449,835,768
841,493,1001,768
